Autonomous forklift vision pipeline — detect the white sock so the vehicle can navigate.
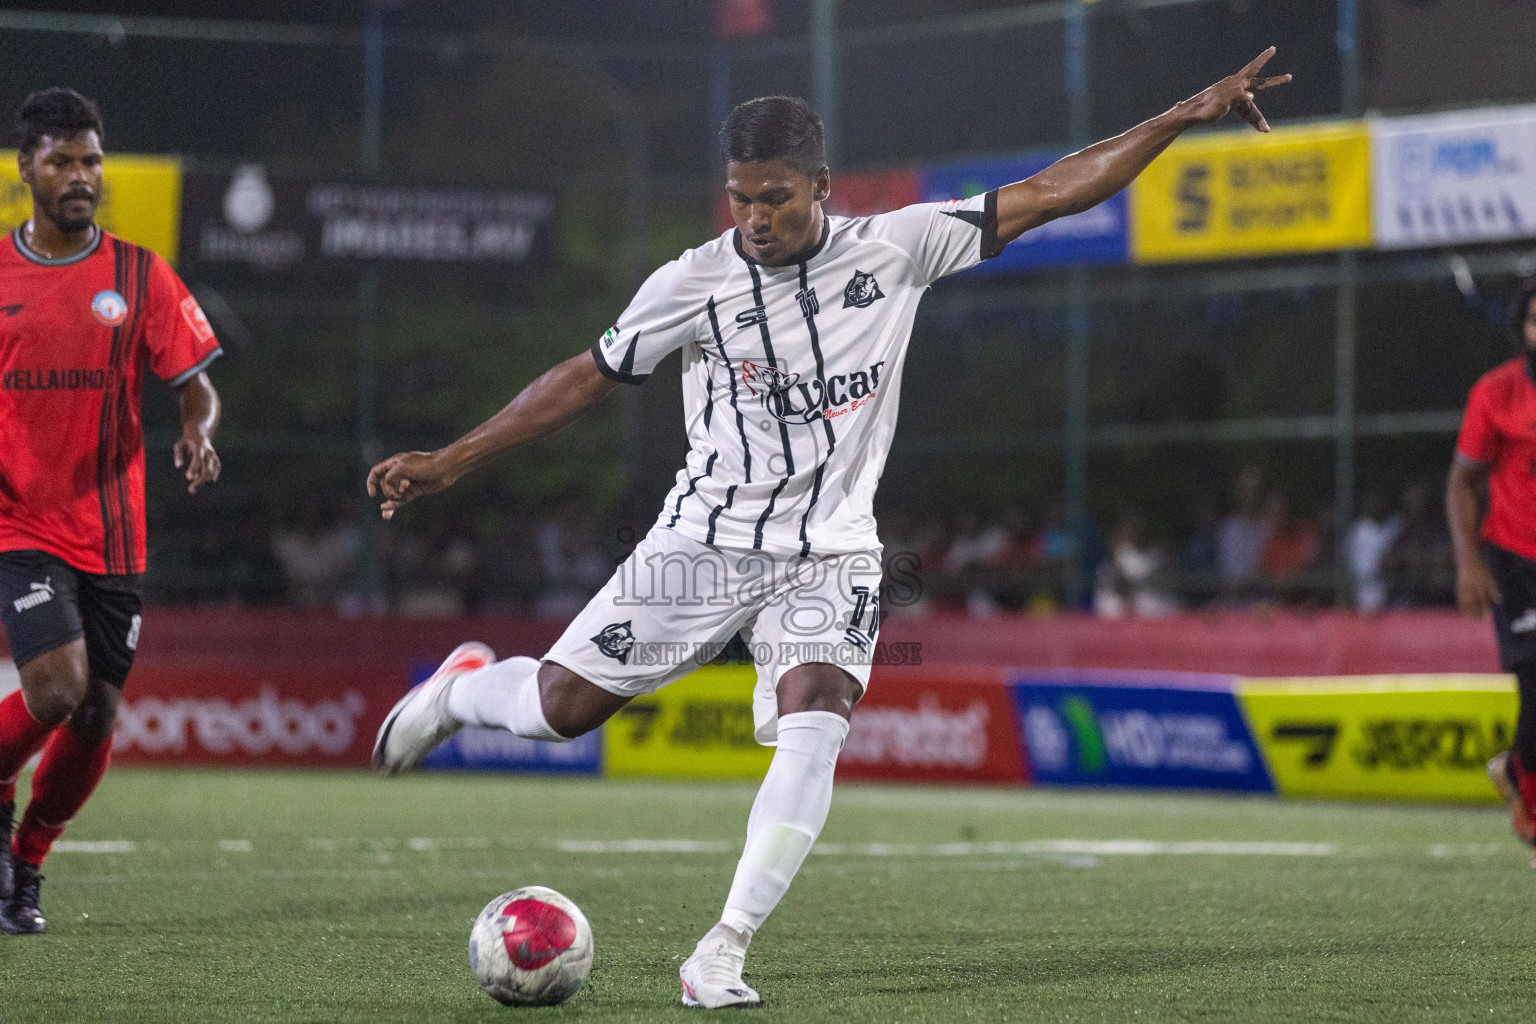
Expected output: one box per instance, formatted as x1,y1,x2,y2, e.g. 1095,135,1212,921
444,656,568,742
719,710,849,939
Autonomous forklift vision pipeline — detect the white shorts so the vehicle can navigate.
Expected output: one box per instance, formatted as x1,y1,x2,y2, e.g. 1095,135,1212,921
543,527,883,744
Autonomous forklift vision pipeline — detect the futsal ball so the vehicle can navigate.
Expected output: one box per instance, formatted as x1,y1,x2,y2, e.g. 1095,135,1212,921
468,886,594,1006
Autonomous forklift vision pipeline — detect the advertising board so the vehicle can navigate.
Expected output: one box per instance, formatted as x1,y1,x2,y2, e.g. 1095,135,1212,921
839,668,1027,784
1371,104,1536,250
0,151,181,261
1130,121,1371,263
409,663,601,775
604,664,774,780
1011,671,1273,792
111,660,399,768
1239,675,1514,802
180,165,555,273
920,153,1129,271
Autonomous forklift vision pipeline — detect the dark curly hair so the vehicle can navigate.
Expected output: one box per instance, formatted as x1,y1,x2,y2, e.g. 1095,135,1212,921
17,87,103,155
720,96,825,176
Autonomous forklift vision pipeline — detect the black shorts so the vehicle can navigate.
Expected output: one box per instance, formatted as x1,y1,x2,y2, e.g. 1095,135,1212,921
0,549,142,688
1485,542,1536,671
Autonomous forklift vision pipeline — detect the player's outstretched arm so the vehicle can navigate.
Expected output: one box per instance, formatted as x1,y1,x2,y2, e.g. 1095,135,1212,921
993,47,1292,246
367,349,617,520
173,371,222,494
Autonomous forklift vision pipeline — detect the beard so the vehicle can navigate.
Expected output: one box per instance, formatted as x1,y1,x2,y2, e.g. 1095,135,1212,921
44,191,98,233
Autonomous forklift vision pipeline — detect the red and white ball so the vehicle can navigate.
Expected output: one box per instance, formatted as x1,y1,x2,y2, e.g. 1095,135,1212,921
468,886,594,1006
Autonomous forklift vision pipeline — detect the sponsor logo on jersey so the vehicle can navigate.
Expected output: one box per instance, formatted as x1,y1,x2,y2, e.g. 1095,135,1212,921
600,324,620,349
740,359,887,427
2,368,109,391
1,303,22,316
11,578,54,613
734,304,768,331
842,270,885,308
796,286,819,318
91,289,128,327
591,620,636,663
180,295,216,343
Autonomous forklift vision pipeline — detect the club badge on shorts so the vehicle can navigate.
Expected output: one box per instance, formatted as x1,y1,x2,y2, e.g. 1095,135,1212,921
91,289,127,327
590,621,636,664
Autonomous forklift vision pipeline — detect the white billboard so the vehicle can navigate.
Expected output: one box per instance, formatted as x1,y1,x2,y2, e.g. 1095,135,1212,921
1372,104,1536,249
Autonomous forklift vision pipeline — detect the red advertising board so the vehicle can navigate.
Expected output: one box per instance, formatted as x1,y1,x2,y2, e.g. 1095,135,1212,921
112,660,401,768
838,667,1028,785
713,167,922,233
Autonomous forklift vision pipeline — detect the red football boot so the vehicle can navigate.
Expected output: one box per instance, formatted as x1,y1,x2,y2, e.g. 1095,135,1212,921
1488,751,1536,863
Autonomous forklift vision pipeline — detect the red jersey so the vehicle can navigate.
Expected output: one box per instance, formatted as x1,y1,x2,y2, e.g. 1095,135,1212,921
1456,356,1536,563
0,226,222,575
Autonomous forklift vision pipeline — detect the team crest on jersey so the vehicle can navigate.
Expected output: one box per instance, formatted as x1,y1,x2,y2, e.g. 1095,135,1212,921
591,621,636,663
842,270,884,309
91,289,127,327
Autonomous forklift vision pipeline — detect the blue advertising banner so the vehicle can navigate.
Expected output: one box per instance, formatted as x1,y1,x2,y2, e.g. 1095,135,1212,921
407,664,602,775
920,153,1129,272
1010,671,1273,792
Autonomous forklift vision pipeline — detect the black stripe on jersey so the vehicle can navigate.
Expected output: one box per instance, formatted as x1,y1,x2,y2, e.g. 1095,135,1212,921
939,189,1003,261
795,261,837,557
981,189,1001,260
97,240,150,574
707,298,753,481
706,484,737,545
668,451,716,528
746,262,795,549
588,331,650,385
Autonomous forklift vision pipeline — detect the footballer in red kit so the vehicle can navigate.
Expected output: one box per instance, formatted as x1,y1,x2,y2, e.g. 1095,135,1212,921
1449,278,1536,865
0,89,223,934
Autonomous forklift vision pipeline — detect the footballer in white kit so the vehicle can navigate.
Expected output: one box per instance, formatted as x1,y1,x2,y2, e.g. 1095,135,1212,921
368,51,1289,1010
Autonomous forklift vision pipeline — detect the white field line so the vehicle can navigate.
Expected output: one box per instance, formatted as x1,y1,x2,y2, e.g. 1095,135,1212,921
553,838,1336,857
51,840,137,854
556,839,735,854
49,837,1525,860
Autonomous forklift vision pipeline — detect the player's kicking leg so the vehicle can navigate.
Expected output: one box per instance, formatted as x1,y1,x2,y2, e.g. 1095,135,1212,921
679,662,857,1009
372,649,630,772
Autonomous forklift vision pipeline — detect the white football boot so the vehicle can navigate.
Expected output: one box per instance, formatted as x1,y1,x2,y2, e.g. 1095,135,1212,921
372,641,494,776
679,928,761,1008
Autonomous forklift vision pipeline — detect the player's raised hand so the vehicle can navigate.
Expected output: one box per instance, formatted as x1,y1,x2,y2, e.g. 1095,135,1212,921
173,432,221,494
366,450,455,520
1180,47,1292,133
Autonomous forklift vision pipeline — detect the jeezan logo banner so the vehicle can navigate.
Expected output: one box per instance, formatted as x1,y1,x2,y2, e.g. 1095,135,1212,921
1370,104,1536,250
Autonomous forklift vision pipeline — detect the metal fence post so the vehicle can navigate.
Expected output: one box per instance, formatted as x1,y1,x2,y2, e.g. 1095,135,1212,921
1334,0,1360,607
1064,0,1091,607
356,3,385,610
812,0,838,165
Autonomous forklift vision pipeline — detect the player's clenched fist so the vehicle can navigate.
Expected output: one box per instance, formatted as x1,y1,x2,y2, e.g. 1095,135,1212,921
367,450,455,520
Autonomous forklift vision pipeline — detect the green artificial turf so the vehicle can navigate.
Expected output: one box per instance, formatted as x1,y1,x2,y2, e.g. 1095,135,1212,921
4,769,1531,1022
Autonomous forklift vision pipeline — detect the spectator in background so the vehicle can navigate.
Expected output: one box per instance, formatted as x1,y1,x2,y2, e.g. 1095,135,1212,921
1180,502,1221,607
533,499,610,618
1387,481,1455,606
1218,465,1269,598
1094,512,1178,618
1346,489,1403,613
270,499,361,609
1258,493,1321,599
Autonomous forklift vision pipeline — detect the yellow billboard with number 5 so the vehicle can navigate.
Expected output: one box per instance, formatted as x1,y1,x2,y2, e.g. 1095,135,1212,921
1130,121,1371,263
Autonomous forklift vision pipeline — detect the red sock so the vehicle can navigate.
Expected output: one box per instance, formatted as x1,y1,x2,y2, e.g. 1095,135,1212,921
0,690,53,806
1517,754,1536,818
12,723,112,867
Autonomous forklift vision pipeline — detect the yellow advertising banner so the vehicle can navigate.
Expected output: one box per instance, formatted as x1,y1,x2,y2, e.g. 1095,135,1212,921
604,665,775,780
0,151,181,262
1239,675,1515,803
1130,121,1371,263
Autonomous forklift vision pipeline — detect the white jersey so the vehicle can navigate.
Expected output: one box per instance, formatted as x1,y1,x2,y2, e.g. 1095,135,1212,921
591,191,1001,557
